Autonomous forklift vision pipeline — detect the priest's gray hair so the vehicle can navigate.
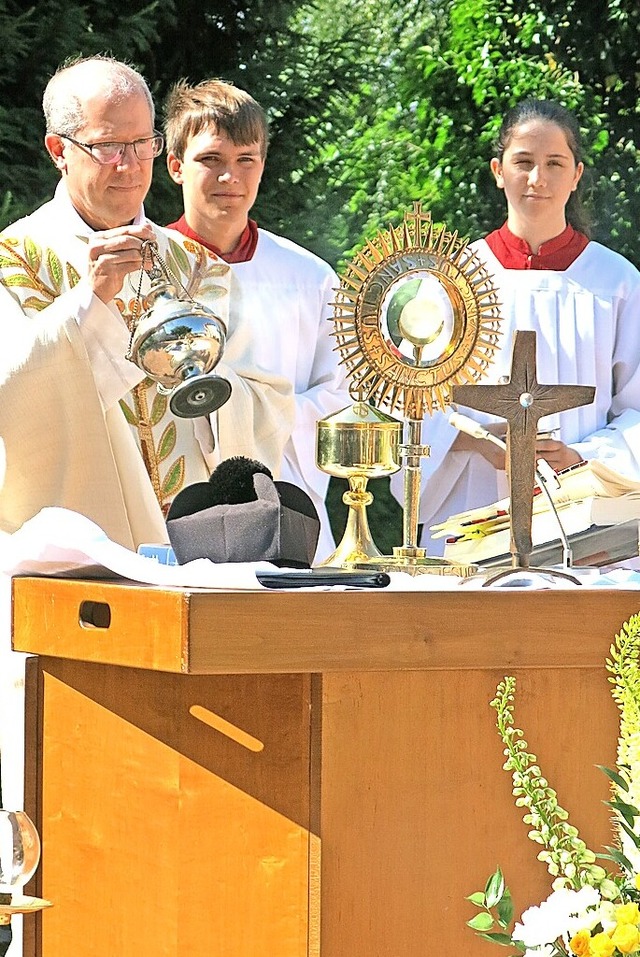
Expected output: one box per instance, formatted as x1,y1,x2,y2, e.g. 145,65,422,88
43,54,155,136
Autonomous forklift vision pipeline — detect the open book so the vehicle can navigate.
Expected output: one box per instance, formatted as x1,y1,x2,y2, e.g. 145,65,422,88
433,460,640,564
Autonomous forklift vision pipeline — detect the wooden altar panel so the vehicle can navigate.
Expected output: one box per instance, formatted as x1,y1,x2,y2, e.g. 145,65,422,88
13,577,640,674
319,666,617,955
25,663,316,957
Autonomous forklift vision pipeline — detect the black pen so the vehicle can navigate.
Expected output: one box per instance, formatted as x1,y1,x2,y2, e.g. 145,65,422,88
256,568,390,589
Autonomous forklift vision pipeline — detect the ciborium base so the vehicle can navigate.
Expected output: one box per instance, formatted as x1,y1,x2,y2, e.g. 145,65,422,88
167,373,232,418
317,478,383,567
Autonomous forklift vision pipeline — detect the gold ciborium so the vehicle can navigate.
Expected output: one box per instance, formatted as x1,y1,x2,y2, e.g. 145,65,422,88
316,400,403,565
127,242,232,418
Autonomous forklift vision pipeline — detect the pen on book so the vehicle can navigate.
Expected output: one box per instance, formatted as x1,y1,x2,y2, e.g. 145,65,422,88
431,511,510,540
430,504,508,530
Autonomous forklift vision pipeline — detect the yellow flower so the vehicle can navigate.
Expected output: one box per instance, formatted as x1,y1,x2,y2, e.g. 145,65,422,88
588,931,616,957
616,902,640,925
634,874,640,892
612,922,640,953
569,929,591,954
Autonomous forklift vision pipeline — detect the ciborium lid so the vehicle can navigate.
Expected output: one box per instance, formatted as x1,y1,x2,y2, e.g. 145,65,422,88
318,400,403,429
317,400,403,481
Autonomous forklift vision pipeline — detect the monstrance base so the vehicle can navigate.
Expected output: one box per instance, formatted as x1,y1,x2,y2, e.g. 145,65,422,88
352,554,479,579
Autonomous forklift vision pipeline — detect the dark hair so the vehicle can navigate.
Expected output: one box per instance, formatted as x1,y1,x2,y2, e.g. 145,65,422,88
164,78,269,161
495,98,590,235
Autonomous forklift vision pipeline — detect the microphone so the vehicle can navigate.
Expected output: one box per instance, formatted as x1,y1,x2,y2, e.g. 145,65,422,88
449,412,507,454
449,411,573,568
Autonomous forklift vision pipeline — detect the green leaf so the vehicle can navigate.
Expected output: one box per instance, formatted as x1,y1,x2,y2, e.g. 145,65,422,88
615,818,640,850
119,400,138,426
197,281,227,300
157,421,177,462
478,931,514,945
66,263,81,288
496,886,514,927
161,455,185,500
597,765,630,791
23,236,41,274
466,891,486,906
1,273,37,288
46,248,63,292
485,867,505,908
150,391,168,427
467,912,494,931
205,260,231,277
168,237,190,277
607,798,639,828
600,845,635,873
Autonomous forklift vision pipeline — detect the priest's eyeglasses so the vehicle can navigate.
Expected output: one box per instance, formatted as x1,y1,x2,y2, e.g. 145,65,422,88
57,132,165,165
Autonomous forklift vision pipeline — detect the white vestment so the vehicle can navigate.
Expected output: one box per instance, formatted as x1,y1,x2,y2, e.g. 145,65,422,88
230,229,350,560
391,240,640,554
0,182,294,547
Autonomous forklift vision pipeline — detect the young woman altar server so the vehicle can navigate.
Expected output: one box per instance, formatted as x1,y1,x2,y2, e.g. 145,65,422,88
400,98,640,555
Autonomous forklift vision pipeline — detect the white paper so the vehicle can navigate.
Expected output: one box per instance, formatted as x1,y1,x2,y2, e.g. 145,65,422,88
0,508,273,590
1,506,637,592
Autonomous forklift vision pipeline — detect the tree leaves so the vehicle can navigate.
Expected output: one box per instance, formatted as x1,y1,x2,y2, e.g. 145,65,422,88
0,0,636,274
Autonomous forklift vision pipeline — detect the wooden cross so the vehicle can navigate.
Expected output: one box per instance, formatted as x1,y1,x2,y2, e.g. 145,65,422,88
451,330,595,568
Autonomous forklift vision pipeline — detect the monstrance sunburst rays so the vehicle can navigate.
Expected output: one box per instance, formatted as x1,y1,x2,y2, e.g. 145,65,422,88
331,203,503,420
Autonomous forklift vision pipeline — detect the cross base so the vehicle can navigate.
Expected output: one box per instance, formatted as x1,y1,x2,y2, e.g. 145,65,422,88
481,565,582,588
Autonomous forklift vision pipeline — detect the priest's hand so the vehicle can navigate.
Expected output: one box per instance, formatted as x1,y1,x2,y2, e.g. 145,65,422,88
87,224,156,305
534,438,582,472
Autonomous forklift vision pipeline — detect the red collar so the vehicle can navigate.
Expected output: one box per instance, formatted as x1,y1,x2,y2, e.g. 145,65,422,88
167,216,259,263
485,222,589,270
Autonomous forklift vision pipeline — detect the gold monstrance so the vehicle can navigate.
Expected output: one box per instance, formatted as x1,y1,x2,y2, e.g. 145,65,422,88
317,203,503,574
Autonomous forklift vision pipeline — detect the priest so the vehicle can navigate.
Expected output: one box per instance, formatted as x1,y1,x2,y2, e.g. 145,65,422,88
0,57,293,931
0,55,294,550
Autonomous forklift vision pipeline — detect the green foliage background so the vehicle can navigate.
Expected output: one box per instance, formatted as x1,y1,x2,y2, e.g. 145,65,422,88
0,0,637,553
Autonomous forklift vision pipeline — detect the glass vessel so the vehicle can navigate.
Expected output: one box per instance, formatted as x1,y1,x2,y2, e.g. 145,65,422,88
0,811,40,900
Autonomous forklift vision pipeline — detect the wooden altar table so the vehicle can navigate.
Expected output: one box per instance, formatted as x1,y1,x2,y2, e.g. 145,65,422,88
12,577,640,956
